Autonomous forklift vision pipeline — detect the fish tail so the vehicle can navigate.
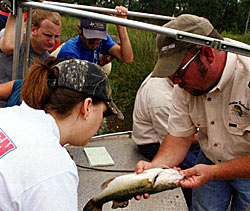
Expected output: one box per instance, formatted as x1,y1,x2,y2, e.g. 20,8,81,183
83,198,103,211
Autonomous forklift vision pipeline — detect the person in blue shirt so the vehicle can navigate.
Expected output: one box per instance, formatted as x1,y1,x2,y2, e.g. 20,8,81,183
0,80,22,107
57,6,133,66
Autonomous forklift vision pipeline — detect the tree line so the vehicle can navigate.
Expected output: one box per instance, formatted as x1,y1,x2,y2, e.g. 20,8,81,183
58,0,250,34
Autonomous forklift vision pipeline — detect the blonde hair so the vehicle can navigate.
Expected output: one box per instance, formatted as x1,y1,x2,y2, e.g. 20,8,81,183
32,9,61,28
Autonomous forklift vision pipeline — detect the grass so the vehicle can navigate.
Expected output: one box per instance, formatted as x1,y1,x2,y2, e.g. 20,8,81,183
61,15,250,134
61,15,158,133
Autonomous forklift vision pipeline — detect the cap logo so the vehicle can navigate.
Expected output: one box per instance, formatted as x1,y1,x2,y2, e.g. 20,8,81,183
161,43,175,54
89,21,105,30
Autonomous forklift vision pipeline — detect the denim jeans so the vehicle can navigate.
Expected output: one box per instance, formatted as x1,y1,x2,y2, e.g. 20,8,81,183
138,143,200,209
192,151,250,211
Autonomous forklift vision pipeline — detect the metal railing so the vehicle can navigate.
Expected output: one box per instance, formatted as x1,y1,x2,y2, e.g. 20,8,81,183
10,1,250,79
43,1,176,21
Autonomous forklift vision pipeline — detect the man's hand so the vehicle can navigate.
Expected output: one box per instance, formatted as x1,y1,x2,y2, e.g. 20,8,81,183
134,160,166,200
179,164,216,188
110,6,128,19
135,160,157,174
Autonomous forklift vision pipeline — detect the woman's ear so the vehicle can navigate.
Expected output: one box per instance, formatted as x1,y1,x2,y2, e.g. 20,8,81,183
201,46,214,64
81,98,92,120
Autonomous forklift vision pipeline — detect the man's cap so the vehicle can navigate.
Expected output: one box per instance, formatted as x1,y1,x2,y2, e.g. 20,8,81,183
48,59,124,120
152,14,214,77
80,18,107,40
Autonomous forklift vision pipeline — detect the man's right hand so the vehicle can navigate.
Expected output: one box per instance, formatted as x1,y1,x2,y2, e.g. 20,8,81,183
135,160,156,174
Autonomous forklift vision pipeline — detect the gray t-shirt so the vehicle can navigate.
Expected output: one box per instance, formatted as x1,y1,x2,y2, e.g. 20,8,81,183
0,34,50,106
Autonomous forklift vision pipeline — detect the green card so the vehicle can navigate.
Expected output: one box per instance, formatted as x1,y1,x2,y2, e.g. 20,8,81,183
83,146,115,167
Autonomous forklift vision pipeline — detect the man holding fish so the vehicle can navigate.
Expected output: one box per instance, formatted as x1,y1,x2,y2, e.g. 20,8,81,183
136,14,250,211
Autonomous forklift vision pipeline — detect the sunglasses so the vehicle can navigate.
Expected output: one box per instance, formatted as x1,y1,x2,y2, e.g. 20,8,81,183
172,49,201,79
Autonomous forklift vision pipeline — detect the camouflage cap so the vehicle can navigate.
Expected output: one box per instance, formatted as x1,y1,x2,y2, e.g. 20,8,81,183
49,59,124,120
152,14,214,77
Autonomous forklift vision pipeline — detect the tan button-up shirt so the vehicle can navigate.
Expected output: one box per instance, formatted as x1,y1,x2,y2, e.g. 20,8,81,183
169,40,250,164
132,73,174,145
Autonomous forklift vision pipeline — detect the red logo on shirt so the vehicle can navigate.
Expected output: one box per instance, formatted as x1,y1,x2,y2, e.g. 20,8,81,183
0,129,16,159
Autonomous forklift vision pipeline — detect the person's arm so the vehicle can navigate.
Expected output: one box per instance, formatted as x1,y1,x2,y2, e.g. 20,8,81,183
136,134,194,173
180,153,250,189
108,6,133,63
0,80,15,100
0,14,24,54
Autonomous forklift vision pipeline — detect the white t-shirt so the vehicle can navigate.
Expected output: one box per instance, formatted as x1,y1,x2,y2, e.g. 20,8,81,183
0,102,78,211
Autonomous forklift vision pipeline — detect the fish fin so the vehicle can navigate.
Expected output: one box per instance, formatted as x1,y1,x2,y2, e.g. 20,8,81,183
83,198,102,211
101,177,115,189
112,200,129,209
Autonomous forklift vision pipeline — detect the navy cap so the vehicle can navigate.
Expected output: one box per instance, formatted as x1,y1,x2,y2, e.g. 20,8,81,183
49,59,123,120
80,18,107,40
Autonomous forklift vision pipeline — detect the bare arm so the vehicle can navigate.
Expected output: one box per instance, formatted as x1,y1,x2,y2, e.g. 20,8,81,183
0,14,24,54
108,6,133,63
136,134,194,173
0,80,15,100
180,153,250,189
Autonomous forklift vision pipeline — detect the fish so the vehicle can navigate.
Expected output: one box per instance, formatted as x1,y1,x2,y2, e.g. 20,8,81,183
83,167,184,211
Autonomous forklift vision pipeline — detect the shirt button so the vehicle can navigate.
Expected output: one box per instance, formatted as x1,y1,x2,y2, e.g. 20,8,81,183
211,121,215,125
207,97,212,101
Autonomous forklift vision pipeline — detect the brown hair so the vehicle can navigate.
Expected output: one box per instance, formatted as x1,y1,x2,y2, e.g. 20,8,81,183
32,9,61,28
21,57,100,119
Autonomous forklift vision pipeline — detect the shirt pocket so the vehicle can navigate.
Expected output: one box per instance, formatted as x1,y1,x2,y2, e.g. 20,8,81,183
228,106,250,139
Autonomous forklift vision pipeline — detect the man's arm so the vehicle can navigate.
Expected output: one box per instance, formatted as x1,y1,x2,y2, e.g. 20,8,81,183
0,80,14,100
136,134,194,173
108,6,133,63
0,14,24,54
180,153,250,188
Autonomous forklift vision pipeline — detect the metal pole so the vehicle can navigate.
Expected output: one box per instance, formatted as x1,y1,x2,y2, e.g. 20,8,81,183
20,1,250,57
23,7,32,78
91,131,132,140
12,6,23,80
43,1,176,21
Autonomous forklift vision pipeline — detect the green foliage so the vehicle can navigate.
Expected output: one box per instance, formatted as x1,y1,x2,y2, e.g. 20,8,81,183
61,15,79,43
61,16,157,132
58,0,250,34
222,31,250,44
104,24,157,132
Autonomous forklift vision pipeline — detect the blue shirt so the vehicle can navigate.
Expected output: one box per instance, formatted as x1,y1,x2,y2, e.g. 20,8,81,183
57,34,116,64
6,80,23,107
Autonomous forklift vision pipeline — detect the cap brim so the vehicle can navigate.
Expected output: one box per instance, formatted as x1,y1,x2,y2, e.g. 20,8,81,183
104,100,124,120
152,49,187,77
82,28,107,40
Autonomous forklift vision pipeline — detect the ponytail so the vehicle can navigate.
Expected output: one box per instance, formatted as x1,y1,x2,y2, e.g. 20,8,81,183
21,57,58,109
21,56,96,119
